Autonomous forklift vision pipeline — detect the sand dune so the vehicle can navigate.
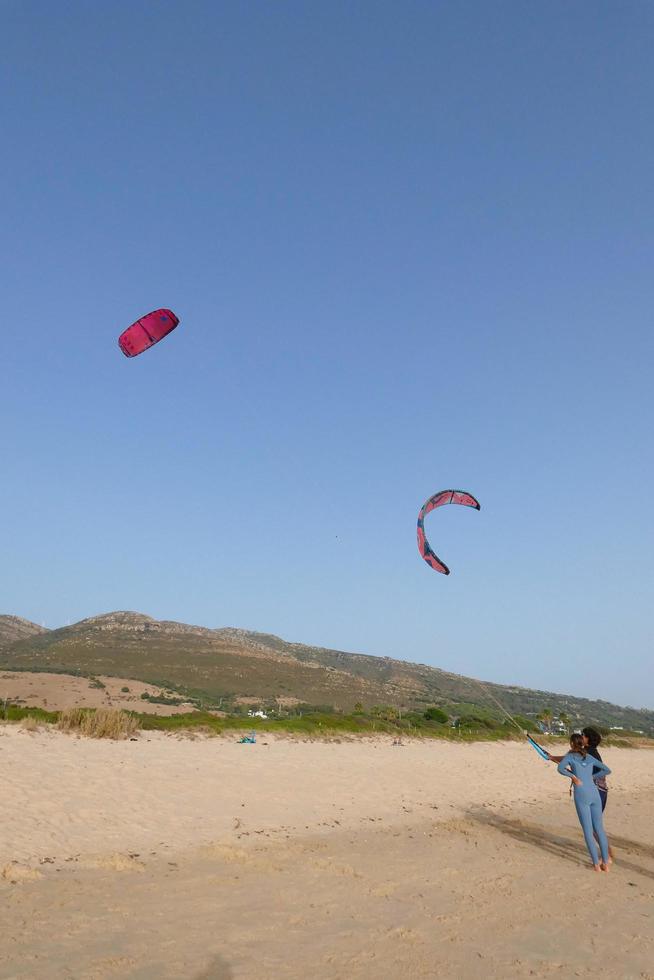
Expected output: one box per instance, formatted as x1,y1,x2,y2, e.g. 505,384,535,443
1,727,653,978
0,670,196,714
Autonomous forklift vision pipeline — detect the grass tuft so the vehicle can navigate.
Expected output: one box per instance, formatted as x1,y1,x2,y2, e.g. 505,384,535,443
57,707,87,731
20,715,41,732
58,707,138,739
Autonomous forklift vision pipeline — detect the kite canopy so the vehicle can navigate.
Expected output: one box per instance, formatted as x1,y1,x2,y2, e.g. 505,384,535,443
416,489,480,575
118,309,180,357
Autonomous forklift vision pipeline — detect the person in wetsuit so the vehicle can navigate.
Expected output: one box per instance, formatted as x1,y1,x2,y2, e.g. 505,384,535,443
547,726,613,862
557,732,612,872
581,727,609,811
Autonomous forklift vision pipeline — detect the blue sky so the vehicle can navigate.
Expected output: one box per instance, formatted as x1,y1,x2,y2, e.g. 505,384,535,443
2,1,653,708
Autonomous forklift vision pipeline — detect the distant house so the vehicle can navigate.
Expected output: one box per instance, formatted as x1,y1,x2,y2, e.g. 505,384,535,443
247,709,268,719
538,719,567,735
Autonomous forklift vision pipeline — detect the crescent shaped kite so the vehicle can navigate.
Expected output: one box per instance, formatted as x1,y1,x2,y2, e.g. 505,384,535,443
417,489,480,575
118,309,180,357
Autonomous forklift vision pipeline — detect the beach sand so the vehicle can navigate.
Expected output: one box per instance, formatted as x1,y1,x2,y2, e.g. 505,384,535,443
1,726,653,979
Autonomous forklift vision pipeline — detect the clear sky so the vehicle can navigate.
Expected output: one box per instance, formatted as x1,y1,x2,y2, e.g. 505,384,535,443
2,1,653,708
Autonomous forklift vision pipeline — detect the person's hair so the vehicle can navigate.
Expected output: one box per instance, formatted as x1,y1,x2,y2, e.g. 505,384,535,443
582,726,602,749
570,732,586,757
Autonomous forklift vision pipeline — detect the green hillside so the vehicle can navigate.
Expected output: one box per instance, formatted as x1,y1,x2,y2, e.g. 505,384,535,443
1,611,652,734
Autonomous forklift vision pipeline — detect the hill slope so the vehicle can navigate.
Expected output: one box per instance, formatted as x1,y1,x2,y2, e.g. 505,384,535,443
0,615,48,647
1,611,652,733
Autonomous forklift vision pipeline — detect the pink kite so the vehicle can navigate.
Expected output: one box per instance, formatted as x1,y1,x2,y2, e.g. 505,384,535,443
118,309,180,357
417,489,480,575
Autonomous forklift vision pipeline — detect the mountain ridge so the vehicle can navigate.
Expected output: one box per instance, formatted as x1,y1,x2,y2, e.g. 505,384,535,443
1,611,652,733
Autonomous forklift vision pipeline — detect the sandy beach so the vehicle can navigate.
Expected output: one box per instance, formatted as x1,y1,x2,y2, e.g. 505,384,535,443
1,726,653,979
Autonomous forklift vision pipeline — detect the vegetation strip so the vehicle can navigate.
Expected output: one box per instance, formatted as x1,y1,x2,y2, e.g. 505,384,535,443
1,701,647,746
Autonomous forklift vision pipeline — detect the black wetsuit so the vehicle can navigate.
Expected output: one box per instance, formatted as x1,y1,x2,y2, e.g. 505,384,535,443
588,745,608,812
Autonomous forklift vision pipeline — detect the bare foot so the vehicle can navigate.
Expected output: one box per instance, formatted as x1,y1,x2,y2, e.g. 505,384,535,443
600,861,610,873
592,864,601,873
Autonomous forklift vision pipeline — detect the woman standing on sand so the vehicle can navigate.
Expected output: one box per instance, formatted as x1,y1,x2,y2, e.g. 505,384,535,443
547,727,610,811
547,726,614,861
557,732,612,872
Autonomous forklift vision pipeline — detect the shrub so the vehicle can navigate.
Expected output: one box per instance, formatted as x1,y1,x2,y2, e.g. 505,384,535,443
424,707,448,724
458,714,500,731
370,705,399,722
509,714,539,733
121,686,130,693
1,704,58,724
140,692,185,706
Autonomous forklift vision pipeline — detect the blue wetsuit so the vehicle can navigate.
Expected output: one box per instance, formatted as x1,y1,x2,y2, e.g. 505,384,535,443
557,751,611,864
